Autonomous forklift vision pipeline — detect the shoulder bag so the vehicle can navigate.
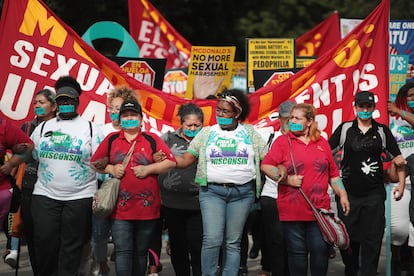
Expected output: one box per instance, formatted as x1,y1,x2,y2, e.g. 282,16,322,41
287,135,350,250
92,141,136,218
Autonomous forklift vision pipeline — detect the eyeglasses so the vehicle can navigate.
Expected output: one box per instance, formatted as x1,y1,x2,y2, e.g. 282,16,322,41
216,108,234,116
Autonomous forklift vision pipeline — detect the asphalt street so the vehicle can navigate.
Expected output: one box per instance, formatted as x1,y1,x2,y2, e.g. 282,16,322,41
0,234,387,276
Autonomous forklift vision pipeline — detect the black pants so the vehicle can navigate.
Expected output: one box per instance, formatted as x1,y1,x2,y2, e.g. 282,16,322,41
163,205,203,276
21,186,38,275
32,195,92,276
148,217,162,267
337,193,385,276
260,196,289,276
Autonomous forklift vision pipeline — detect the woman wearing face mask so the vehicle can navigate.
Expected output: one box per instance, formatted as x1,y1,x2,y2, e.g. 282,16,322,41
157,103,205,276
175,89,274,276
262,103,350,276
4,89,57,275
387,82,414,275
90,86,138,276
30,76,104,276
329,91,405,276
90,99,176,276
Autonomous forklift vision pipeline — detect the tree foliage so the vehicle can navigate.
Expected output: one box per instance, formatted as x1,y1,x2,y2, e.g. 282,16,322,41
0,0,413,60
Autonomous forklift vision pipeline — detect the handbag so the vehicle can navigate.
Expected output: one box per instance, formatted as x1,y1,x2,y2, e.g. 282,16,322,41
92,141,136,218
287,135,350,250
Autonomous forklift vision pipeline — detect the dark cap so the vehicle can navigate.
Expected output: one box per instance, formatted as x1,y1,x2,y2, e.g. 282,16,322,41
55,86,80,100
119,100,142,116
354,91,375,105
278,100,295,118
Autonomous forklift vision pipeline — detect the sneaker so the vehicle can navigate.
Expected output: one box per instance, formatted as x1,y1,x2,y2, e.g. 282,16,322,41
4,250,18,269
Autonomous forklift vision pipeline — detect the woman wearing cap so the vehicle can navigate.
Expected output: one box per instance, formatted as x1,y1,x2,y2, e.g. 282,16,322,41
329,91,405,276
175,88,276,276
91,86,138,276
30,76,104,276
261,103,350,276
90,99,176,276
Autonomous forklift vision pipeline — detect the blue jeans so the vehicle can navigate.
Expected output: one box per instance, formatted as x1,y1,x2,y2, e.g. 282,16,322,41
111,219,157,276
199,181,254,276
283,221,329,276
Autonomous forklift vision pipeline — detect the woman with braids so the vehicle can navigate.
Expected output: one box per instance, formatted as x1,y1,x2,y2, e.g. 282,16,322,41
175,89,281,276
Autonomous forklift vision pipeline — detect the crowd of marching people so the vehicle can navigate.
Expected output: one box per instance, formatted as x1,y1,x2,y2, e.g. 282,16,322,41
2,77,414,276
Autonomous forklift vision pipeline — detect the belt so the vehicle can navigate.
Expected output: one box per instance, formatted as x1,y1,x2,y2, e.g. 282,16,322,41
209,182,238,188
208,179,254,188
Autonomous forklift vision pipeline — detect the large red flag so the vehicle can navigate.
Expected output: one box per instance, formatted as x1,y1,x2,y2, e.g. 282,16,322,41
0,0,193,135
0,0,389,139
250,0,390,138
128,0,192,69
296,11,341,57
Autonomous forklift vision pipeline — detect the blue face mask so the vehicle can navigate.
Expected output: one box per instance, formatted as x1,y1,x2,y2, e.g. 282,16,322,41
216,116,233,126
110,113,119,121
357,111,373,119
121,119,139,129
408,101,414,108
288,121,303,131
183,128,201,138
35,107,45,115
59,105,75,113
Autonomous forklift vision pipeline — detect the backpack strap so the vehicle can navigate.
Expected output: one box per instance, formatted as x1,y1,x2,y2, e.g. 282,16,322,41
377,126,386,150
331,122,352,155
39,121,47,137
88,121,92,137
266,133,275,151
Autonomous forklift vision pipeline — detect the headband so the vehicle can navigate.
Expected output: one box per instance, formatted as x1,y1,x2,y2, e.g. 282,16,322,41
221,95,242,114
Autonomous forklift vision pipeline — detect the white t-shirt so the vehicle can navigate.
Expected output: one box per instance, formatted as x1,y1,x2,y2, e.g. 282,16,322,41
31,116,104,200
206,124,256,184
390,115,414,187
261,131,282,198
100,122,118,137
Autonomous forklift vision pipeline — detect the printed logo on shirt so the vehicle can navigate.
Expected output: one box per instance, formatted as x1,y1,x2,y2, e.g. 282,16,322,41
360,158,379,176
209,137,248,165
395,125,414,142
38,131,83,161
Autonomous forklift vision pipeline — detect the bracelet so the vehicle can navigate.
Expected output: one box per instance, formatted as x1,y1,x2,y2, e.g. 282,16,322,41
402,110,406,118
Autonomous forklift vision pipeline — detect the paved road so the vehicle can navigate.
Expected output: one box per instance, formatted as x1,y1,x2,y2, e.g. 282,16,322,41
0,234,387,276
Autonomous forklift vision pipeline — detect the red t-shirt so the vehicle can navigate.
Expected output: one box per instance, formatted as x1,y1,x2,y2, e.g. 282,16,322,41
0,118,33,191
262,133,339,221
91,131,175,220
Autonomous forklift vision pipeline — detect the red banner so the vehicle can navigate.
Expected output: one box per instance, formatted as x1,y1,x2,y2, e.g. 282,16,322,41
296,11,341,57
0,0,389,139
253,0,389,137
128,0,192,70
